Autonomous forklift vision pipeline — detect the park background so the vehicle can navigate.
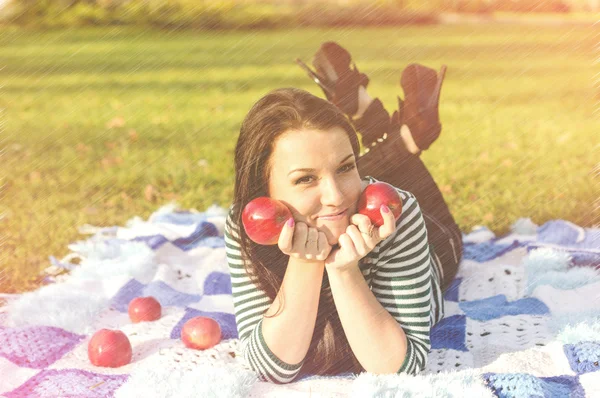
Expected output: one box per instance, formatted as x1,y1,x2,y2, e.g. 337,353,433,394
0,0,598,295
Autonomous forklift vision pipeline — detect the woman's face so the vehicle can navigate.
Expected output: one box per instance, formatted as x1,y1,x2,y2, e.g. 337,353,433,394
267,126,367,245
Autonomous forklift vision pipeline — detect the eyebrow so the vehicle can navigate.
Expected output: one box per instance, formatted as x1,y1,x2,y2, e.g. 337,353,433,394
287,154,355,176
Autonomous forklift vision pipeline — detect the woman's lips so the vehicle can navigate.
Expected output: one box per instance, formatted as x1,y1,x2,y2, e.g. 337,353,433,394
318,209,347,221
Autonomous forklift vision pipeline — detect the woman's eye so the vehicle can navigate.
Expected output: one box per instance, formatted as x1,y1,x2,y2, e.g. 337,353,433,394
294,164,355,185
295,176,314,185
340,163,356,173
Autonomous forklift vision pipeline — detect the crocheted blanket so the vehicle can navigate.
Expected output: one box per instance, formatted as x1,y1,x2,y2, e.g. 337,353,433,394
1,203,599,398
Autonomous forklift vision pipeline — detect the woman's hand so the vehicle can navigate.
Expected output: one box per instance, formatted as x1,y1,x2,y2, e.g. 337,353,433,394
278,218,332,262
325,205,397,273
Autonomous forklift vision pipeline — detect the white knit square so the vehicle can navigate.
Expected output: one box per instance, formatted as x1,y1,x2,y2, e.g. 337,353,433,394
48,307,189,374
532,282,600,315
116,221,199,241
188,295,235,314
153,245,229,296
457,262,526,302
579,370,600,397
442,301,463,318
425,349,474,374
457,246,529,273
480,341,577,377
144,339,247,371
0,356,40,394
465,315,553,367
115,341,257,398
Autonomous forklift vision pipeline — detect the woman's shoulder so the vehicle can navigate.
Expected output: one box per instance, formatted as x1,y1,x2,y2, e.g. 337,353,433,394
225,204,235,225
224,204,242,239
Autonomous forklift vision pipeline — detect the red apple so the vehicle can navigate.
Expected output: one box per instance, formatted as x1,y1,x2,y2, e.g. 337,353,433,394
357,182,403,227
128,296,162,323
88,329,132,368
181,316,222,350
242,197,292,245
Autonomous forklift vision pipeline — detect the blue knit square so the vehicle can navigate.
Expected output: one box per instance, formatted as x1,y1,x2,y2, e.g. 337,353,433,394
110,278,145,311
564,342,600,374
459,295,549,322
203,271,232,295
443,277,461,302
483,373,544,398
463,240,523,263
110,279,203,312
132,221,221,251
527,244,600,268
541,376,586,398
431,315,467,351
482,373,584,398
537,220,600,249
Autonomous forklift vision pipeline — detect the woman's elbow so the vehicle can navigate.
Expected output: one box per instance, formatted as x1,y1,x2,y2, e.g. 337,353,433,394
398,356,428,376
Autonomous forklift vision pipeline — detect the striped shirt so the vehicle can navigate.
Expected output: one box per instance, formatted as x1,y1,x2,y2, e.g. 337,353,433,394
224,176,445,384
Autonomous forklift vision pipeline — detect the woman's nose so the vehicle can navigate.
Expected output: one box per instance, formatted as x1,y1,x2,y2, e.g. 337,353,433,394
320,178,345,206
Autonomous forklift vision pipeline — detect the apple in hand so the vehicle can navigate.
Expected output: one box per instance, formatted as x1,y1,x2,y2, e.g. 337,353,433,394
128,296,162,323
242,197,292,245
357,181,403,227
88,329,132,368
181,316,222,350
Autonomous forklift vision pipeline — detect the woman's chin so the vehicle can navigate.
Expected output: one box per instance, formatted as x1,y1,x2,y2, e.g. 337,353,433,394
325,230,344,246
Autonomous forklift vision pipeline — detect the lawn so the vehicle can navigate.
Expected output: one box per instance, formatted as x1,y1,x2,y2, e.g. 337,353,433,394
0,23,597,294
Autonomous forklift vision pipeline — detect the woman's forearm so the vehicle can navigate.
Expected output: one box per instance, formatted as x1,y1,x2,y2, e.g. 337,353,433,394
261,257,325,365
326,265,408,374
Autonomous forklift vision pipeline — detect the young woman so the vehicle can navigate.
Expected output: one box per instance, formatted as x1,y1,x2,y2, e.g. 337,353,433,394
224,42,463,384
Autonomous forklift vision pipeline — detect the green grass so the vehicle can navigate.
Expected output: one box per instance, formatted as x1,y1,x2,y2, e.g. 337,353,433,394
491,12,600,23
1,24,598,294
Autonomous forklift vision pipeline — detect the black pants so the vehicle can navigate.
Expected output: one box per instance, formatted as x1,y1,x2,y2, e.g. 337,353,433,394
353,99,462,292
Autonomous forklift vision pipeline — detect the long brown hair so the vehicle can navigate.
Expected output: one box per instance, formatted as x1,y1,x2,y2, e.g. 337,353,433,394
230,87,364,376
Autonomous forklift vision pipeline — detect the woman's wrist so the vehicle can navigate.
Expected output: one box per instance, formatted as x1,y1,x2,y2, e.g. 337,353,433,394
288,254,326,267
325,260,360,277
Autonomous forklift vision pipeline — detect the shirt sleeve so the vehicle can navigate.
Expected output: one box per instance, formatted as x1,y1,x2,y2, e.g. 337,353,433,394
371,191,433,375
224,207,305,384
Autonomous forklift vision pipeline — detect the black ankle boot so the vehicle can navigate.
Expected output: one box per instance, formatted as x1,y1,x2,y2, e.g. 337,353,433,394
297,41,370,118
400,64,447,151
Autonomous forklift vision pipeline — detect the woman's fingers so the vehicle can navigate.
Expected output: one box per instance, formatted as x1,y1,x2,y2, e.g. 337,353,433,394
345,225,369,256
351,213,380,242
291,221,308,255
305,227,319,259
350,213,372,233
316,231,331,260
337,233,358,258
278,217,295,253
279,221,331,262
347,205,396,244
277,209,396,263
378,205,396,239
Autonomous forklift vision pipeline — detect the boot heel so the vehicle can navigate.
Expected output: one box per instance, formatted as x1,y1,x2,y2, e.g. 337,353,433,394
400,63,447,151
296,42,370,118
428,65,447,110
